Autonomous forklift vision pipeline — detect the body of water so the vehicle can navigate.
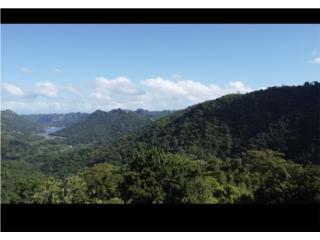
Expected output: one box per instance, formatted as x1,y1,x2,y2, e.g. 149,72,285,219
36,126,65,140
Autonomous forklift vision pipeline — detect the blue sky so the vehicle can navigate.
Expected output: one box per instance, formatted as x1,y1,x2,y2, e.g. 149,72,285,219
1,24,320,114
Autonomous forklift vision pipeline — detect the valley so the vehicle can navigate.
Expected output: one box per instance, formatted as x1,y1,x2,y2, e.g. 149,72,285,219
34,126,65,140
1,82,320,204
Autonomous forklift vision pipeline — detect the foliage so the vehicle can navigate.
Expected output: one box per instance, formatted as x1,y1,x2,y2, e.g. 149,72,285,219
79,163,123,203
1,161,47,203
119,147,246,203
241,149,320,204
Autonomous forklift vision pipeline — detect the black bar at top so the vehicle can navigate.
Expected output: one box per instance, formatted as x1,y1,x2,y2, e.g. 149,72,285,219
1,8,320,24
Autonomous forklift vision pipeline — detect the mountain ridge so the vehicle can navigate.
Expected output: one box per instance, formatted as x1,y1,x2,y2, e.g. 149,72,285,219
51,108,174,143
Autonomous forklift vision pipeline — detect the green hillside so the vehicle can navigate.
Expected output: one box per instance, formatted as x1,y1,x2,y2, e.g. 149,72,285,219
1,110,44,136
52,109,171,144
132,82,320,164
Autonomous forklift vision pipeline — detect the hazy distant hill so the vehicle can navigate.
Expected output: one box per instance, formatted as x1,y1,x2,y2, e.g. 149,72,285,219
1,110,44,136
23,112,89,127
53,109,173,143
1,110,44,161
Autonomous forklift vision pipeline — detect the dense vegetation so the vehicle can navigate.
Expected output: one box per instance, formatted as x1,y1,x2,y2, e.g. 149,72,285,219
16,148,320,204
132,82,320,164
1,82,319,204
1,160,47,203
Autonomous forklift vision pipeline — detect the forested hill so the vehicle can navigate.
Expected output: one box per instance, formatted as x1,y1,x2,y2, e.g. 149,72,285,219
131,82,320,164
134,109,174,121
1,110,44,136
2,83,320,204
23,112,89,128
52,109,173,143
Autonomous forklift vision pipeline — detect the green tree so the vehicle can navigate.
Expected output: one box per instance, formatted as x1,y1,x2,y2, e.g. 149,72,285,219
64,175,88,203
32,177,65,204
242,149,320,203
79,163,123,203
121,147,217,203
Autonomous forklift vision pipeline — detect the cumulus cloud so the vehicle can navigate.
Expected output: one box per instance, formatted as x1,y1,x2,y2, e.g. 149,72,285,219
35,81,58,97
2,82,24,96
89,76,253,111
64,85,80,95
92,77,143,100
2,75,253,113
89,76,251,111
140,77,252,109
20,67,33,75
228,81,252,93
2,99,66,114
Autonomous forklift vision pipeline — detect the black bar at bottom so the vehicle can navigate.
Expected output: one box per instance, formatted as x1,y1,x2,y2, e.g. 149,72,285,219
1,204,319,231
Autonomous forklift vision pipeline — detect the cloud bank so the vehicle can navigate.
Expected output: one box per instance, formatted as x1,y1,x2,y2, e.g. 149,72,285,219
1,76,253,114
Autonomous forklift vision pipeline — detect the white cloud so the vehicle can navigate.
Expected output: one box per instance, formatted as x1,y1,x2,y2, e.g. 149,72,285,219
2,83,24,96
93,76,143,98
309,50,320,64
309,57,320,64
52,68,63,74
140,78,251,109
89,76,253,111
2,75,253,113
91,91,111,100
64,85,80,95
35,81,58,97
228,81,252,93
20,67,33,75
1,100,26,110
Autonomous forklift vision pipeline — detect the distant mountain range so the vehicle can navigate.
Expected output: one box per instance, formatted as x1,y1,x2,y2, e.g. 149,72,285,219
52,109,173,143
22,112,89,128
1,109,44,136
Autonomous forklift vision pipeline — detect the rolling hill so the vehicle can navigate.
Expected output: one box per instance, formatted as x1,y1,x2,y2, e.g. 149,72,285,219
131,82,320,164
52,109,173,144
1,109,44,136
23,112,89,128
